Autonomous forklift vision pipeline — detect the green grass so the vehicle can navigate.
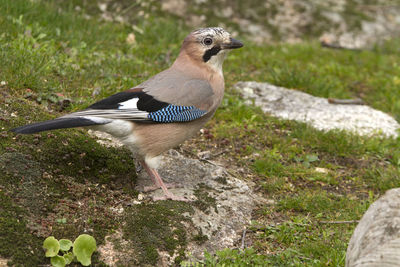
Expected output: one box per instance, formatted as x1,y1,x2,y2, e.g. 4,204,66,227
1,0,400,266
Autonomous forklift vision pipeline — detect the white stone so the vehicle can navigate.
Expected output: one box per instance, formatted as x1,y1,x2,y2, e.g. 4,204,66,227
346,188,400,267
237,81,399,138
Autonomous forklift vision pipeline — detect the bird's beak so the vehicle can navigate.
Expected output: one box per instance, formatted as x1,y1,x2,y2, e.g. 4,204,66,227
221,38,244,49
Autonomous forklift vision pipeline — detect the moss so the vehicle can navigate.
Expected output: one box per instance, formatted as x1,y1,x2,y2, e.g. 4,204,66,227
0,98,138,265
3,99,137,192
123,201,194,266
0,191,45,266
215,176,228,185
192,228,209,244
193,183,217,215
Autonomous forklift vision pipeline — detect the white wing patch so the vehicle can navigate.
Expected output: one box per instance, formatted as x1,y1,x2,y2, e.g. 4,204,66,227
119,98,139,109
83,116,113,124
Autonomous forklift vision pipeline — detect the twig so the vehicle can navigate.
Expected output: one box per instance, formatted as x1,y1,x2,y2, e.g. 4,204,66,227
319,220,359,224
321,41,362,51
180,147,239,178
328,98,365,105
119,2,140,15
240,229,247,250
211,150,228,158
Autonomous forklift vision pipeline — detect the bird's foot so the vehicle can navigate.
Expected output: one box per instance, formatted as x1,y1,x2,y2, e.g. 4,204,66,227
152,194,193,202
139,160,192,202
142,183,182,193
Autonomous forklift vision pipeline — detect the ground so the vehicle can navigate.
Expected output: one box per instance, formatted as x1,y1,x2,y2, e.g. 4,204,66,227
1,0,400,266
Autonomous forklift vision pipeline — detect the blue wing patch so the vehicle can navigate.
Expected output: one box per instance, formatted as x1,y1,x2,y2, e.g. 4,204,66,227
148,105,206,123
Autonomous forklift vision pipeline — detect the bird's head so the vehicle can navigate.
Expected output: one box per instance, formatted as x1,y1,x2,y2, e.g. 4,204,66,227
179,27,243,73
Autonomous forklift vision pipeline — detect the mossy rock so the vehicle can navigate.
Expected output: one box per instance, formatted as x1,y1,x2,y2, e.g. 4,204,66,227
0,98,138,265
122,201,194,266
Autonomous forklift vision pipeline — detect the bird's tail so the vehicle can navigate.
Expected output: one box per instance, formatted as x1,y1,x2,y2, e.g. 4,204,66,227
11,117,109,134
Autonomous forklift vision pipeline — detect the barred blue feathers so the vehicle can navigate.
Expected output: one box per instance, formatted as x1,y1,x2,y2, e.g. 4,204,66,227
148,105,206,123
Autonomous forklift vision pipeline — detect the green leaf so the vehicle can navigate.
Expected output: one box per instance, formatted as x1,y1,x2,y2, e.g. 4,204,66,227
37,33,47,39
73,234,97,266
63,252,74,264
50,255,66,267
59,239,73,251
43,236,60,257
294,156,303,163
306,154,319,162
48,95,58,103
302,161,310,168
56,218,67,224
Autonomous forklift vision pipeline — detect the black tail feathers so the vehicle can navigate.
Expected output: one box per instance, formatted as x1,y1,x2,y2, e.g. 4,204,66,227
11,117,107,134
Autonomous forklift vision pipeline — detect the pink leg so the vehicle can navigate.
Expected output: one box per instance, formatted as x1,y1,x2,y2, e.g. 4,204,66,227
140,160,191,202
140,160,160,187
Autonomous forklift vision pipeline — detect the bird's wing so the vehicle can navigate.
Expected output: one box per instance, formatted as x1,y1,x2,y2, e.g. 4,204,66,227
139,69,215,108
64,76,214,123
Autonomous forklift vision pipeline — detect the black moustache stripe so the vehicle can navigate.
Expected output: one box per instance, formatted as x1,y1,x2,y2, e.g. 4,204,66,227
203,46,221,62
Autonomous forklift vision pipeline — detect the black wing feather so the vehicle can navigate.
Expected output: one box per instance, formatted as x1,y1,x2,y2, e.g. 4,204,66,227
11,117,104,134
88,90,168,112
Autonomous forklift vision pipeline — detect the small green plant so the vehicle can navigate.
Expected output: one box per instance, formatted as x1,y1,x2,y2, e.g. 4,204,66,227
181,248,269,266
294,154,319,167
43,234,97,267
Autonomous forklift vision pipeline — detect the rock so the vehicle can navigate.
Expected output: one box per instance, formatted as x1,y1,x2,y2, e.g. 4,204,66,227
315,167,329,174
161,0,187,17
196,150,211,160
90,131,264,260
321,4,400,50
98,3,107,12
0,257,9,266
89,0,400,47
140,149,263,258
98,230,136,266
126,32,136,45
237,81,399,138
346,188,400,267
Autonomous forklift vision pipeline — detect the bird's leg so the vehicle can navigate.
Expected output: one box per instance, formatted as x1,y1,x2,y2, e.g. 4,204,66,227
139,160,182,192
139,160,161,187
140,160,190,202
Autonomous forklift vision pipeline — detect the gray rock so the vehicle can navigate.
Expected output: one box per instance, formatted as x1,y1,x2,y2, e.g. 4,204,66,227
144,150,262,258
346,188,400,267
97,0,400,47
90,131,264,260
158,0,400,47
321,4,400,50
237,81,399,138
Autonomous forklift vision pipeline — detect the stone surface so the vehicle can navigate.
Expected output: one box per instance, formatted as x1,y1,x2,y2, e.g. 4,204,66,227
159,0,400,47
90,131,263,260
0,257,9,267
145,150,262,258
237,81,399,138
346,188,400,267
320,3,400,49
95,0,400,47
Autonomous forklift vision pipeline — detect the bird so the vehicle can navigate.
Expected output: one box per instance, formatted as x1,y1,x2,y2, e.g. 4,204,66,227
11,27,243,201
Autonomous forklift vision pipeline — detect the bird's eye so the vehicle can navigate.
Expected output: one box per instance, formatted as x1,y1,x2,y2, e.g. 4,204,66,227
203,37,213,46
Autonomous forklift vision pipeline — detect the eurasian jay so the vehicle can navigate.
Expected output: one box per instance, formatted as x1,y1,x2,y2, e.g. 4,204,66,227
11,27,243,201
